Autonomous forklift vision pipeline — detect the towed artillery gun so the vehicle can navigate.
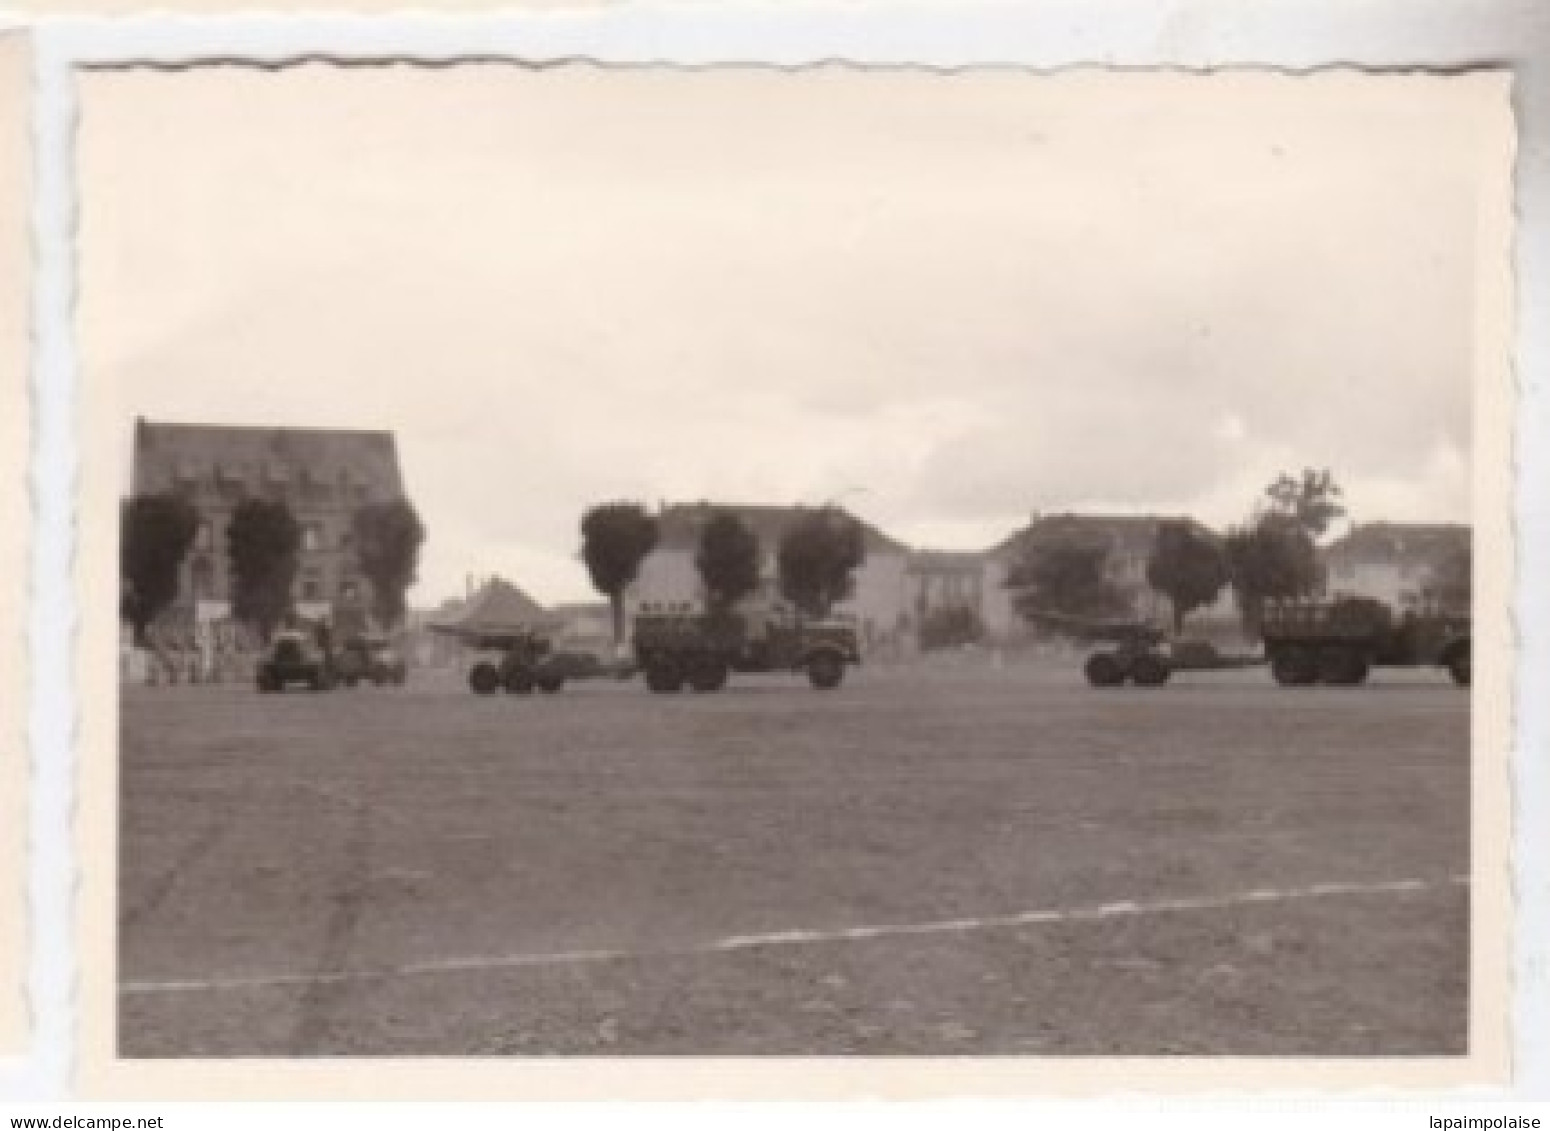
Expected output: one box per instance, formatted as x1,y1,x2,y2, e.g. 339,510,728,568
1259,597,1470,687
632,602,860,693
1025,611,1265,688
429,578,614,697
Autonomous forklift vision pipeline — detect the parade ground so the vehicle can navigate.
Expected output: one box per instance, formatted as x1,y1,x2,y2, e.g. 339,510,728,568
117,662,1469,1057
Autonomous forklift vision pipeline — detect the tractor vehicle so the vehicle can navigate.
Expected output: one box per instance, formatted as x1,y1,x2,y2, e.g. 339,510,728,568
632,604,860,693
463,629,575,696
256,629,337,692
1259,597,1470,687
1025,609,1263,688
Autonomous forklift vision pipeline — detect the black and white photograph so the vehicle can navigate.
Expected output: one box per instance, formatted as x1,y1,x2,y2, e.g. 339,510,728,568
74,62,1513,1084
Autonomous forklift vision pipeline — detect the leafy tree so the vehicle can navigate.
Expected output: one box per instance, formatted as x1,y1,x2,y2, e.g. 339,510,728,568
1224,514,1319,639
120,492,200,645
1265,468,1345,540
1146,520,1230,633
352,498,426,629
1427,541,1472,612
695,511,761,613
918,605,986,652
227,496,302,642
1007,535,1129,622
581,502,660,645
777,506,867,617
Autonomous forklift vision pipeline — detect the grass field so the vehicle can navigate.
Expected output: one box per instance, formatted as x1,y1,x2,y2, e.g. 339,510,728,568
118,661,1469,1056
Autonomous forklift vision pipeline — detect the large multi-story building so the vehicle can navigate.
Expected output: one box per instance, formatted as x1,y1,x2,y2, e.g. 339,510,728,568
1322,522,1470,611
129,419,408,635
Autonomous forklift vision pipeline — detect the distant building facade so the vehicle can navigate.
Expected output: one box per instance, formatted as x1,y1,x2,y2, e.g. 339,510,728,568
1322,522,1470,611
129,419,408,636
625,502,911,653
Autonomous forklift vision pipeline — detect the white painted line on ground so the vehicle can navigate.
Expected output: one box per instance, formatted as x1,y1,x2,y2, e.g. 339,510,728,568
120,873,1468,997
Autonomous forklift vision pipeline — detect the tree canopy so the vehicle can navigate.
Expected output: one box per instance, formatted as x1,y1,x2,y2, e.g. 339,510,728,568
120,492,201,645
1224,514,1320,639
695,511,761,613
227,496,302,642
1007,534,1129,623
580,502,660,643
1265,468,1345,540
1145,520,1230,633
776,507,866,617
352,498,426,630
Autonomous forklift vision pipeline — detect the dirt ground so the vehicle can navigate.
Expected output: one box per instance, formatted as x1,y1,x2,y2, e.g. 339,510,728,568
117,661,1469,1057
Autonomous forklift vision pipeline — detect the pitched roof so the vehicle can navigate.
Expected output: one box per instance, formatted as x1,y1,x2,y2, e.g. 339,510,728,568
1324,522,1469,566
131,419,404,499
655,502,909,555
428,577,561,641
991,513,1216,561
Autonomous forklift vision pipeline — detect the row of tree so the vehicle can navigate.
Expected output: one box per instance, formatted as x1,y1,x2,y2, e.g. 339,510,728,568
1012,468,1470,638
120,492,425,644
578,503,868,642
1010,469,1349,637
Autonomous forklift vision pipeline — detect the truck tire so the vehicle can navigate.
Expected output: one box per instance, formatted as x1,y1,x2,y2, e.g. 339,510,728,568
1130,652,1171,687
536,672,565,693
646,660,684,694
503,665,535,694
1270,647,1317,687
1317,646,1369,686
1083,652,1125,688
257,667,280,693
468,661,501,695
688,656,729,693
1446,642,1471,687
806,651,845,691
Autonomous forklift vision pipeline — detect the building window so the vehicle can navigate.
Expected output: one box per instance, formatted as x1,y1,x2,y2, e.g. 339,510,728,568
340,577,360,603
302,523,322,553
300,571,323,602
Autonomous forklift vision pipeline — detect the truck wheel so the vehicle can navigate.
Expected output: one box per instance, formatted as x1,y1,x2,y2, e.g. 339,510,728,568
689,657,728,693
1083,652,1125,688
1318,647,1369,686
1446,643,1471,687
468,662,501,695
503,666,535,695
1130,653,1171,687
536,672,565,693
1271,647,1317,687
256,668,280,693
646,661,684,694
806,652,844,691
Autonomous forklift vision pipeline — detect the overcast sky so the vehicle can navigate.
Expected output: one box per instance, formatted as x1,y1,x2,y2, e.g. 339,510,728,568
79,65,1498,605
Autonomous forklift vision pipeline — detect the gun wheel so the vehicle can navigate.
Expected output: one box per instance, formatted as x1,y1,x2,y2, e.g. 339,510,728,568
1447,644,1471,687
806,652,844,691
467,662,501,695
1084,652,1125,688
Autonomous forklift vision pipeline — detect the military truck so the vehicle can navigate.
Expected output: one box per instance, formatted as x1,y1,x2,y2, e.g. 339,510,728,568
632,605,860,693
1259,597,1470,687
